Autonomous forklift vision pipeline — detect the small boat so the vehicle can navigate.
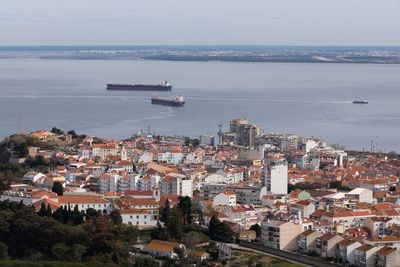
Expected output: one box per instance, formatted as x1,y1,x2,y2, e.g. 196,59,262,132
151,96,185,107
352,100,368,104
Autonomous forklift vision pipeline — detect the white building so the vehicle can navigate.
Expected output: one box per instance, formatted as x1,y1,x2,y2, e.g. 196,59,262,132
199,134,216,147
120,208,157,228
0,190,32,206
58,195,113,213
143,240,185,259
92,143,119,159
264,157,288,195
22,172,46,183
137,174,160,192
213,192,237,207
138,153,153,164
161,174,193,198
345,188,374,204
204,174,227,184
226,185,267,205
336,239,362,265
157,151,184,164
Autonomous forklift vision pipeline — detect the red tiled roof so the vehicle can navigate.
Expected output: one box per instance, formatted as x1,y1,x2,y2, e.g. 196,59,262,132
58,195,109,204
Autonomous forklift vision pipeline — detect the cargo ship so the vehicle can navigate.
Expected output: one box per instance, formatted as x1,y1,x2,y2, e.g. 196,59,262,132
151,96,185,107
106,80,172,91
352,100,368,104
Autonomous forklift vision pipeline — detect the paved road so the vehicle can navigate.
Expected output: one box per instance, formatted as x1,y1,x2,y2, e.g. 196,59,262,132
227,244,311,267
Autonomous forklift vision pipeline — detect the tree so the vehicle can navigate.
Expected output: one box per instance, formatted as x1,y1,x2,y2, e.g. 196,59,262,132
51,127,64,135
67,130,78,139
25,155,48,168
178,196,193,225
151,221,170,241
46,204,53,216
110,210,122,226
123,226,140,244
160,199,171,224
249,224,261,238
0,242,8,259
71,205,84,225
287,184,296,193
52,182,64,196
52,206,65,222
134,256,158,267
181,231,209,249
85,208,101,220
51,243,70,261
208,215,235,243
388,151,398,159
166,207,184,240
329,181,351,191
71,244,86,262
85,208,101,219
38,202,48,217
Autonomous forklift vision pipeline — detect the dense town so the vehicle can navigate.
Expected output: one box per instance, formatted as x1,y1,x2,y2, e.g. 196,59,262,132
2,46,400,64
0,118,400,267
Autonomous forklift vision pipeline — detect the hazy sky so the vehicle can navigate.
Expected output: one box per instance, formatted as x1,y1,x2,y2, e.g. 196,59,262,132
1,0,400,46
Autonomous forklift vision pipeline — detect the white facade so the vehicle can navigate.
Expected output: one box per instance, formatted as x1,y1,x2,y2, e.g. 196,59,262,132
92,145,119,159
204,174,227,184
264,159,288,195
345,188,373,203
199,134,215,146
213,192,237,207
138,153,153,164
157,152,184,164
120,209,157,228
58,195,113,213
0,191,32,206
226,186,267,205
22,172,46,183
161,175,193,198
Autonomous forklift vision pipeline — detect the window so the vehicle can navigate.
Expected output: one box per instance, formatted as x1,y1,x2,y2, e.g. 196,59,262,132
136,215,139,219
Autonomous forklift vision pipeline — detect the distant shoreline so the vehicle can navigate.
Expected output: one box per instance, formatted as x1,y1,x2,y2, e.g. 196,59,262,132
1,45,400,64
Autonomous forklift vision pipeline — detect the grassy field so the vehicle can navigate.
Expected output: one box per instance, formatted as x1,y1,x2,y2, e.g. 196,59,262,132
230,250,303,267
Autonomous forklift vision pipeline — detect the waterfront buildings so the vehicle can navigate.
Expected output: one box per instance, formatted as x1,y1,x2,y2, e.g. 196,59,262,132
1,119,400,266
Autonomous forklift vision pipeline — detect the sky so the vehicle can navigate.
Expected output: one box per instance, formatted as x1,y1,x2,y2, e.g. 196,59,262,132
1,0,400,46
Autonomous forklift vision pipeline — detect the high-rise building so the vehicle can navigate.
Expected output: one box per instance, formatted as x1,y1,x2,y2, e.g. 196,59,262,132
199,134,216,147
264,154,288,195
229,118,261,147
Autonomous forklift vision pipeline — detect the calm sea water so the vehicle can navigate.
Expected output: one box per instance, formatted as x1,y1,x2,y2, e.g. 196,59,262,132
0,59,399,151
